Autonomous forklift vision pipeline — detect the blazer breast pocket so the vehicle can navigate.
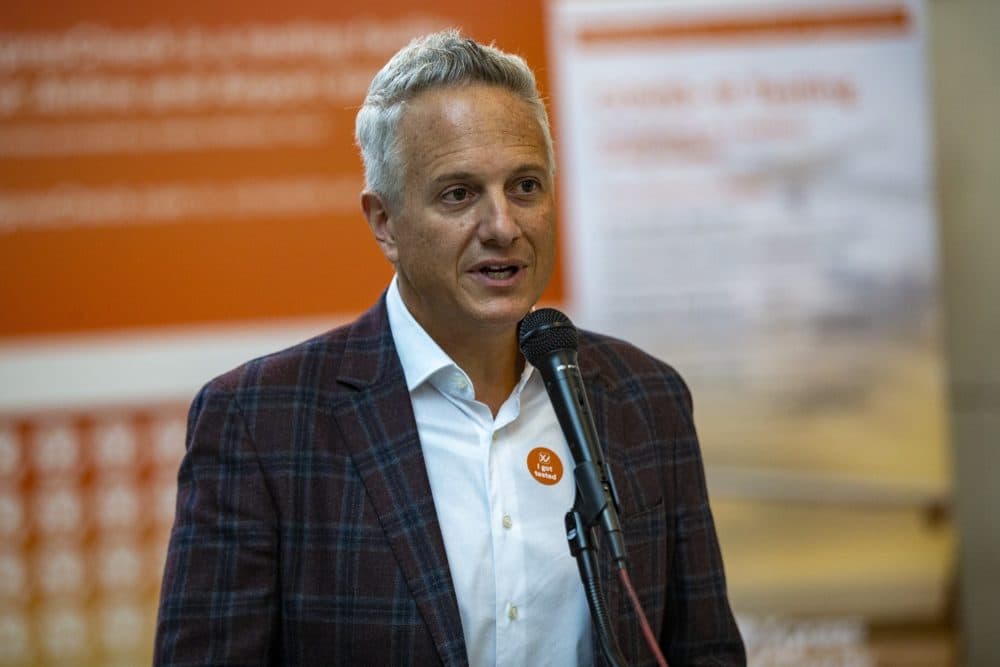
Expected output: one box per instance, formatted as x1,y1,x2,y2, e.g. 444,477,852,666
620,497,671,609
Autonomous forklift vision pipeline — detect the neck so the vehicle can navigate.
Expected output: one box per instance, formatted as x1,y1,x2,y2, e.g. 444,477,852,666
431,323,524,417
392,278,528,416
452,332,524,417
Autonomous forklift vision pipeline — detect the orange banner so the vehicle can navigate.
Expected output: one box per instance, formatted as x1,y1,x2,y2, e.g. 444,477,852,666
0,1,558,339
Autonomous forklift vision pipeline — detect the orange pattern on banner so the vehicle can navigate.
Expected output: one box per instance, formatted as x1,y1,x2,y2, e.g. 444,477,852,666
0,1,559,339
527,446,564,486
0,405,188,666
577,6,911,45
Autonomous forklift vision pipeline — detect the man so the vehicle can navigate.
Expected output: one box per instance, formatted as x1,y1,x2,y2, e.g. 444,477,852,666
155,31,744,666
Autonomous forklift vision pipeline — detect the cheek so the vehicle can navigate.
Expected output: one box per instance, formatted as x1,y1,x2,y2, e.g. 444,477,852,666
414,219,475,257
531,213,558,263
396,224,456,273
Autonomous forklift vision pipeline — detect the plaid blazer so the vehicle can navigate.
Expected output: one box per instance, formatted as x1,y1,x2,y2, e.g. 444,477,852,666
155,297,744,666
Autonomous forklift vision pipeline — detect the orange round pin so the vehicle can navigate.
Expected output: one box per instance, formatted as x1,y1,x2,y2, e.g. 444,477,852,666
527,447,564,486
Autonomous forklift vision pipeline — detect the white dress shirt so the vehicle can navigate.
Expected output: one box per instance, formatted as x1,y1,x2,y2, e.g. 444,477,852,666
385,277,593,667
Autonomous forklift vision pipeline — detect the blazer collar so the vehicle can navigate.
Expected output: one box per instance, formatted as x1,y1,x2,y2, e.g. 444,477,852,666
335,294,400,390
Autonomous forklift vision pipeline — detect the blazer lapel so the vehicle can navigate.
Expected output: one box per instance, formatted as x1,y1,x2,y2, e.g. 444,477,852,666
331,299,468,666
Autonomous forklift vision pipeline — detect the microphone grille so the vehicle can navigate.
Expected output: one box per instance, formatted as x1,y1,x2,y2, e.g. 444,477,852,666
518,308,578,365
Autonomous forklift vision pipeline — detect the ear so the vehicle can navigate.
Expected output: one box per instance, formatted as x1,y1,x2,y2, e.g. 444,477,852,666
361,190,398,264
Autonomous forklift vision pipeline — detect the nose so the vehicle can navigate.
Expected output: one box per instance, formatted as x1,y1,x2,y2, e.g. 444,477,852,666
478,189,521,246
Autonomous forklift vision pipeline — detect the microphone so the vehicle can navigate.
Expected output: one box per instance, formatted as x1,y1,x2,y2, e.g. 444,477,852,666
518,308,627,569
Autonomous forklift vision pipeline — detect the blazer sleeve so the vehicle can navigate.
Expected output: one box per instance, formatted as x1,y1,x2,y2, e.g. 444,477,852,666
661,372,745,666
155,380,280,666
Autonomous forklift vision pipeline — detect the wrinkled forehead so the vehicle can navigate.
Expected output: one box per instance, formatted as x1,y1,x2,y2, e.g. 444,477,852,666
395,84,550,177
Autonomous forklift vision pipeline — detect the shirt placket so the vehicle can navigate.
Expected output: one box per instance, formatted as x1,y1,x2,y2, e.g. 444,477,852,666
489,398,528,667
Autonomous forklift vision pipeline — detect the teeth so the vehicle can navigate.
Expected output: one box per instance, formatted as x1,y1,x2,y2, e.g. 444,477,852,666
481,265,516,277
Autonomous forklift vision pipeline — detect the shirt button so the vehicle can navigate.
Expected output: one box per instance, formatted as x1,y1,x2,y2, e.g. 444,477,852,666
491,432,498,442
507,605,518,620
502,515,512,529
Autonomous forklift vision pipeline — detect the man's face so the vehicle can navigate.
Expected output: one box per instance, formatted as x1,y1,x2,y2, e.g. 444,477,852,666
365,84,556,342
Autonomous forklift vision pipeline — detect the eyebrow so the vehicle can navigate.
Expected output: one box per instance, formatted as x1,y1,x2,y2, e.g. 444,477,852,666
430,171,476,186
430,163,550,186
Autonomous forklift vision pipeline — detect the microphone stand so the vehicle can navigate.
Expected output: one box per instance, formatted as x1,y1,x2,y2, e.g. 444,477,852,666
565,457,629,667
566,508,628,667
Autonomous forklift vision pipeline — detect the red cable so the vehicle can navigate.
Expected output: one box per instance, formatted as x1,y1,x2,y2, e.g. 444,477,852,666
618,567,669,667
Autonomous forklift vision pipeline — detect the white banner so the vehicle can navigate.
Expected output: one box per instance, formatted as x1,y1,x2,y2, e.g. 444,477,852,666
549,0,948,489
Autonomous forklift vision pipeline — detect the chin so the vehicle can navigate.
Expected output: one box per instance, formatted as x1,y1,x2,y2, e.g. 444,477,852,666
459,289,542,329
471,305,532,329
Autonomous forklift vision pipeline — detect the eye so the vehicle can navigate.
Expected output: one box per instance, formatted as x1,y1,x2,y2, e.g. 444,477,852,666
442,186,472,203
513,178,542,195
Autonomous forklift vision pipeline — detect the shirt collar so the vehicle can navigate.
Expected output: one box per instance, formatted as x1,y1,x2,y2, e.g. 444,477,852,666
385,275,537,396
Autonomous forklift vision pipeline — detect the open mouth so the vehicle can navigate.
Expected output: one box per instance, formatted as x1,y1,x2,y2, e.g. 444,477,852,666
479,265,520,280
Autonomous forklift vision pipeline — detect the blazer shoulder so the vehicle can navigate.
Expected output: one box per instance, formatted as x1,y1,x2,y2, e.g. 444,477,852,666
578,329,686,384
217,324,349,383
577,329,694,414
201,295,391,394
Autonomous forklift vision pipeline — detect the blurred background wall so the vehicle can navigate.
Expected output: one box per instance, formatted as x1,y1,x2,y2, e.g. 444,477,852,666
0,1,996,665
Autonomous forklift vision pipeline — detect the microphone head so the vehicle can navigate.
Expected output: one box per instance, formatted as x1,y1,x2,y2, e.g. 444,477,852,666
518,308,578,365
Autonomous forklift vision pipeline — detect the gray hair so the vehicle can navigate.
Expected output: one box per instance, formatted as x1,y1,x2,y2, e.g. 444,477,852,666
355,30,555,207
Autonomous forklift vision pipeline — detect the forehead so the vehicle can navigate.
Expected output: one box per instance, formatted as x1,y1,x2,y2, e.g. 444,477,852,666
396,84,549,182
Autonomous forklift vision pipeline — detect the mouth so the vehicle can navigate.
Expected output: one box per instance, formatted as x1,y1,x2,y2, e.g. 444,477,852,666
477,264,521,280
